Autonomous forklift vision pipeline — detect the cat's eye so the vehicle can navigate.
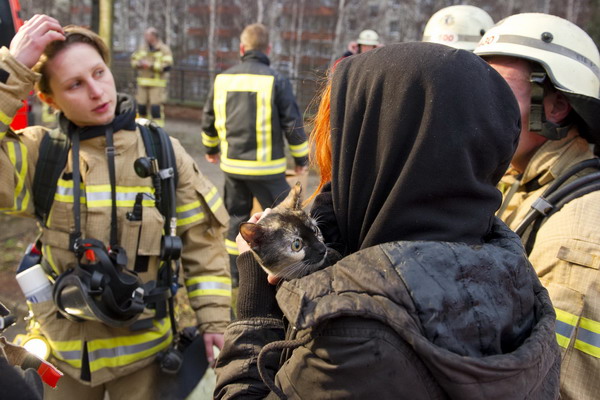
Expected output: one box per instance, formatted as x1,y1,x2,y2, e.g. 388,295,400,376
291,238,303,252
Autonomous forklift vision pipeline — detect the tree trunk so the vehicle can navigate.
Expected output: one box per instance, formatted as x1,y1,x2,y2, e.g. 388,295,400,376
208,0,218,82
330,0,346,65
99,0,113,64
292,0,305,93
257,0,264,24
165,0,172,45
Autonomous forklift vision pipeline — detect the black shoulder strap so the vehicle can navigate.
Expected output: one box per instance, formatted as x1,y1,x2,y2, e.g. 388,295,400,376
515,158,600,254
33,128,71,223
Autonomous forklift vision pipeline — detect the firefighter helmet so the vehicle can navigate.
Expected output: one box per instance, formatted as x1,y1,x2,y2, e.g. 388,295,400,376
422,5,494,51
357,29,380,46
474,13,600,144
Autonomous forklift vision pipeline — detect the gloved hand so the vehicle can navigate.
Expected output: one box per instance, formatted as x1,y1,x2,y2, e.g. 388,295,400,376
235,252,283,320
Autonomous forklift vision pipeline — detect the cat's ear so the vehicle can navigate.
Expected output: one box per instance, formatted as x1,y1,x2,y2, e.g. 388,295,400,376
239,222,264,246
278,181,303,210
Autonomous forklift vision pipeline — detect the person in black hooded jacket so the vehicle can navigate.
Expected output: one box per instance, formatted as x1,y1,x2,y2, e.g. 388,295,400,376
214,42,561,399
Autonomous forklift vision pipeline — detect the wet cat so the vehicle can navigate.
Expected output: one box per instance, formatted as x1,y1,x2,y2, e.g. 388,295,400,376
239,182,341,281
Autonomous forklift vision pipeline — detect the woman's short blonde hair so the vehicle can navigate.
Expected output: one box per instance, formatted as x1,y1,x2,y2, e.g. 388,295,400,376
32,25,110,94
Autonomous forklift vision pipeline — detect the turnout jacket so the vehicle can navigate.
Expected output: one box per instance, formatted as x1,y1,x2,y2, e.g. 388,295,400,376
215,220,560,399
201,51,308,179
498,129,600,400
0,47,231,386
130,40,173,88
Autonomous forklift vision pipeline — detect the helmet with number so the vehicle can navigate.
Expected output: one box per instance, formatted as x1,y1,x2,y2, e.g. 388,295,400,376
422,5,494,51
474,13,600,145
357,29,380,46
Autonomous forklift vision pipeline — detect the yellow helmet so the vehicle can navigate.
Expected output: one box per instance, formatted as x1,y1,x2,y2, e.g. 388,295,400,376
423,5,494,51
475,13,600,144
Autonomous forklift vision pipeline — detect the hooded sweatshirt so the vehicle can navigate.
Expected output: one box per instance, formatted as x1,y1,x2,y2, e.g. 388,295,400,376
215,43,560,400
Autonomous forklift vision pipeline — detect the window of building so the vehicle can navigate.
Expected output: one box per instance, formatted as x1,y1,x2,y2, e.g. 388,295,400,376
369,4,379,17
389,20,400,34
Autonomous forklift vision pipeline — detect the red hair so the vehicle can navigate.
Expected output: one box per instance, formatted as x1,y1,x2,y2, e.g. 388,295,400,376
307,81,333,203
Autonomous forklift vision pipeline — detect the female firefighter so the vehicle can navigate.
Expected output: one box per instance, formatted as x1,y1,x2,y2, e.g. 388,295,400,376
0,14,231,399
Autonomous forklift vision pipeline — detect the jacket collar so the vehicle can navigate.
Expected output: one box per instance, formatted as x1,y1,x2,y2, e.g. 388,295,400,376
241,50,270,66
58,93,137,141
521,127,594,187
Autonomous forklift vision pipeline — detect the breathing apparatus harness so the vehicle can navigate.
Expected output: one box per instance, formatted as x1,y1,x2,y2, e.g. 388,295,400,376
513,158,600,254
32,119,182,337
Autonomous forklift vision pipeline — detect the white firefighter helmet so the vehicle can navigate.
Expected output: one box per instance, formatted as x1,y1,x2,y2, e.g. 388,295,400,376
357,29,380,46
474,13,600,144
422,5,494,51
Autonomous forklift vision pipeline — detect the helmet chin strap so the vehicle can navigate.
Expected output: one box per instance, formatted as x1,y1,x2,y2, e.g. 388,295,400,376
529,70,572,140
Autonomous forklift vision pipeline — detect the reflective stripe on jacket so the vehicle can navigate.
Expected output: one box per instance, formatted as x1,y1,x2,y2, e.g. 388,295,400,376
498,128,600,400
201,51,308,178
131,41,173,88
0,46,231,386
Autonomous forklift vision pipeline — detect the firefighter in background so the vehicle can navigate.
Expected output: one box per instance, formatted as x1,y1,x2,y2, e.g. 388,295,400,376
201,23,309,287
130,27,173,127
422,4,494,51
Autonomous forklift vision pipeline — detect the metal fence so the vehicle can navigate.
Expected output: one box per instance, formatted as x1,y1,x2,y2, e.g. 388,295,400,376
111,59,324,118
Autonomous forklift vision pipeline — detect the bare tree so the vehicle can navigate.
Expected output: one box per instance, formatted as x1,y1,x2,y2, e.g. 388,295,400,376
208,0,218,81
330,0,347,65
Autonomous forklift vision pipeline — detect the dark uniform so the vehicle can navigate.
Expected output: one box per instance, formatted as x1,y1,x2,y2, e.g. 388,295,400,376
201,50,308,285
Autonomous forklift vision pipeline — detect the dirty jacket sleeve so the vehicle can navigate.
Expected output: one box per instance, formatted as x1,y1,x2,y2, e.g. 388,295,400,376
274,75,308,167
0,47,44,217
172,137,231,333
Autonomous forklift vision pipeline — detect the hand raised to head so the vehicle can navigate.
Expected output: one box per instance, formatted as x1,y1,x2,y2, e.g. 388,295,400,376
10,14,65,68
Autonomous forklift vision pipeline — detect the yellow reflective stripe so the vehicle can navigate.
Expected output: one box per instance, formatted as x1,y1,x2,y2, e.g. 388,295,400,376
574,317,600,358
2,141,29,213
213,74,274,163
185,276,232,298
176,200,204,226
555,308,578,349
0,109,13,125
86,185,155,207
202,131,220,147
220,157,287,176
290,141,309,158
42,244,60,276
55,178,86,203
87,319,172,372
0,130,6,140
176,186,223,227
47,338,83,368
162,55,174,64
137,77,167,87
55,182,155,207
225,238,239,256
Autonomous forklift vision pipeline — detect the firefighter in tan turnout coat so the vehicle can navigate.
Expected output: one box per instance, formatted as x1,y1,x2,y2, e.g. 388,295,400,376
0,16,230,399
131,27,173,127
475,13,600,400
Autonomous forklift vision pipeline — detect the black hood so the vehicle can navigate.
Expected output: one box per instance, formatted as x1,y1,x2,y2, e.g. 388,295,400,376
330,42,521,252
58,93,137,140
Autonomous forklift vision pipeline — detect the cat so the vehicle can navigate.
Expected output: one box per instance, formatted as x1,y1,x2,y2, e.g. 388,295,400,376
239,182,341,281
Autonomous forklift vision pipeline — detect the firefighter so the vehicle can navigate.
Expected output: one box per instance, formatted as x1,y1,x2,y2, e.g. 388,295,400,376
201,23,309,287
131,27,173,127
422,4,494,51
475,13,600,400
0,15,230,399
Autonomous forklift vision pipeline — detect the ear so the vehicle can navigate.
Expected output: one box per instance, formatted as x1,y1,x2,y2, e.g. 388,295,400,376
239,43,245,56
544,91,572,124
38,92,59,111
265,44,272,56
239,222,263,246
277,182,303,210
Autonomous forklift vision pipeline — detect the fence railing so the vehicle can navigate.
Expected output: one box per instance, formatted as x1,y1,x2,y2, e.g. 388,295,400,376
111,59,324,118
